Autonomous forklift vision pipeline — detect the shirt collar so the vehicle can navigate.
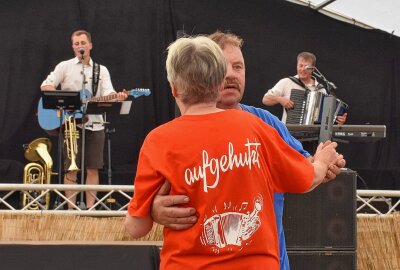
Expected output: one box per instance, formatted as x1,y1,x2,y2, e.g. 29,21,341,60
74,57,93,66
294,74,319,86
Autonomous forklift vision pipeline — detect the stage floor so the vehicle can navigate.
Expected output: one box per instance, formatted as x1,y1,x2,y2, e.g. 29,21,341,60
0,241,162,270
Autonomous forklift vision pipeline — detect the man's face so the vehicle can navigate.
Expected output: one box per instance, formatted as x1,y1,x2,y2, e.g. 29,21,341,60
71,34,92,59
296,57,313,81
217,44,245,109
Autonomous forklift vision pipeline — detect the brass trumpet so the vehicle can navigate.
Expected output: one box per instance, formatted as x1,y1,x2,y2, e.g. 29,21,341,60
64,114,80,172
22,138,55,210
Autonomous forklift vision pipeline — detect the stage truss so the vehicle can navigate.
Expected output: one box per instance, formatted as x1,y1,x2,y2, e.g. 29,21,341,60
0,184,399,216
357,190,400,216
0,184,133,217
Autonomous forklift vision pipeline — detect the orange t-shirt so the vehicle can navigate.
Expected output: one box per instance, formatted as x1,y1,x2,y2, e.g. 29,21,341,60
128,110,313,270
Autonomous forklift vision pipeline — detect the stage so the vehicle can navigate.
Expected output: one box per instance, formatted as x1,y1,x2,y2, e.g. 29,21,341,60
0,241,162,270
0,182,399,269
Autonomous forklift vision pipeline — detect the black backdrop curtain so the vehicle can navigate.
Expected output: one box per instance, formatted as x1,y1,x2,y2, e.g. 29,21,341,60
1,0,399,189
0,0,175,184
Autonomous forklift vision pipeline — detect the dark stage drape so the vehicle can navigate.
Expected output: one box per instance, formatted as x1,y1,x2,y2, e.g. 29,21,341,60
1,0,399,189
0,0,176,184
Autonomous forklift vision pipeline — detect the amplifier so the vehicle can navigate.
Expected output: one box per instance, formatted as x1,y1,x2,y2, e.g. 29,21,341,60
287,250,356,270
283,169,357,250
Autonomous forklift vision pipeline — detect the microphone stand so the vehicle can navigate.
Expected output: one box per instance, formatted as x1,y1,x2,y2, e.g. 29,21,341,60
311,66,337,142
79,51,87,210
311,67,337,96
103,113,120,210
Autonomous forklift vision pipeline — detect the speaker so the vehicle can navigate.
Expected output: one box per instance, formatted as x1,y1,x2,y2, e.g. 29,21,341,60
283,169,357,250
287,250,356,270
0,244,160,270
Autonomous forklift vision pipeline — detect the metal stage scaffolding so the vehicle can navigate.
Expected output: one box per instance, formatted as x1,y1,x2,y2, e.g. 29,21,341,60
357,190,400,216
0,184,133,216
0,183,399,216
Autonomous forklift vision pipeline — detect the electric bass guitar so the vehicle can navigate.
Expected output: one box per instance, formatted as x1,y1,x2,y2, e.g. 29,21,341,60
37,88,151,131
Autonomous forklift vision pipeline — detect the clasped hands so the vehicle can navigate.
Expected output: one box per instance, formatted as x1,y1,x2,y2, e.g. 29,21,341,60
314,140,345,183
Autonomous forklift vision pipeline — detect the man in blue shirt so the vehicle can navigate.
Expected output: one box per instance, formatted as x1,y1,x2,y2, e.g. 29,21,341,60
150,31,345,270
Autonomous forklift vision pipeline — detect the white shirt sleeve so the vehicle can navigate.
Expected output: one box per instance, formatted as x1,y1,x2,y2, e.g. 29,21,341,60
40,61,66,88
265,78,292,99
98,65,116,97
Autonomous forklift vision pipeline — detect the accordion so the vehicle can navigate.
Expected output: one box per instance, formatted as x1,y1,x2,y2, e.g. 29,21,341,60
286,89,348,125
200,196,263,249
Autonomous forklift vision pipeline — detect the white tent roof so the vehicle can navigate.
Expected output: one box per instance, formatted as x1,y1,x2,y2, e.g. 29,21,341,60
286,0,400,37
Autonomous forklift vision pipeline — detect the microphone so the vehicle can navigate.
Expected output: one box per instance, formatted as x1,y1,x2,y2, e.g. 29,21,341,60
327,81,337,90
305,65,315,70
78,48,85,55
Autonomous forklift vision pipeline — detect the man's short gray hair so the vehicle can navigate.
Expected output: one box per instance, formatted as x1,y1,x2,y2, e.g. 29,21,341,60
297,51,317,66
166,36,227,105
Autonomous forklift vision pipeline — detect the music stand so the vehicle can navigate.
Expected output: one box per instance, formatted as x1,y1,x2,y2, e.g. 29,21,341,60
85,101,132,209
42,90,81,110
41,90,81,208
319,95,336,143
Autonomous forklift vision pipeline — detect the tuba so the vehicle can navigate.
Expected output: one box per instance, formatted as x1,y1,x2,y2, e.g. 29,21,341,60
64,114,80,172
23,138,55,210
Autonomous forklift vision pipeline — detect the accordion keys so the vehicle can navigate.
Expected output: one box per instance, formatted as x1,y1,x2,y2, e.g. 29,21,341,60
286,89,324,125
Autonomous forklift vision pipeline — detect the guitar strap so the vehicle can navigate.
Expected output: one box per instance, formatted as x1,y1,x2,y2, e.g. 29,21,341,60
92,62,100,97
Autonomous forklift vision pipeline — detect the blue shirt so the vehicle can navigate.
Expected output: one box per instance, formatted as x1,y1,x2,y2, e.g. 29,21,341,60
241,104,310,270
